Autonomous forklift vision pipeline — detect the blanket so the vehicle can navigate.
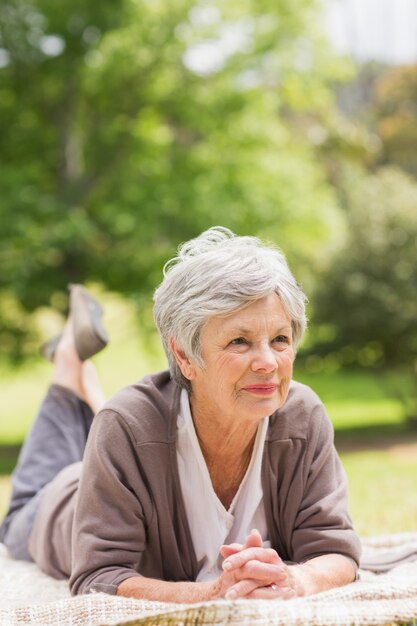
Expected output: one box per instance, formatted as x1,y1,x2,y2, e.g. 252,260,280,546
1,534,417,626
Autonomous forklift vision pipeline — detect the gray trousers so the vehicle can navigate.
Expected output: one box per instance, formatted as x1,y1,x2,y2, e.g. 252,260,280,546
0,384,93,560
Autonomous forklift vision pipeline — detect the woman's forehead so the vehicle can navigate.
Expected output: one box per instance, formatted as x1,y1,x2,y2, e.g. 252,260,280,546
204,294,292,336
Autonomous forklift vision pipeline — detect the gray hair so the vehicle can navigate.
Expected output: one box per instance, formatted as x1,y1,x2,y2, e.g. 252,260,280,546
153,227,307,390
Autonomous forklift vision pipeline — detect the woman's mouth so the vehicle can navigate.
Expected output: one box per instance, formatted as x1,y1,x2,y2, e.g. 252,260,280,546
243,384,278,396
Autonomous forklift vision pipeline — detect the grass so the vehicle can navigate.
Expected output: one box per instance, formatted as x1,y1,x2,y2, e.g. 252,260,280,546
294,367,406,430
1,291,416,534
340,447,417,536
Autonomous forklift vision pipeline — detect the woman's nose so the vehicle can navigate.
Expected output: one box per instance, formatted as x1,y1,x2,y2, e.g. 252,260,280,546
250,344,277,373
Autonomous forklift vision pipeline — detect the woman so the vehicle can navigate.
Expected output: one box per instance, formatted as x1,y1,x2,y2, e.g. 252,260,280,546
0,227,361,601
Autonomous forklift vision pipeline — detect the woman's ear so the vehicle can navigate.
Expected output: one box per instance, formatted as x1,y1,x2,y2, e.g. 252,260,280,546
168,338,196,381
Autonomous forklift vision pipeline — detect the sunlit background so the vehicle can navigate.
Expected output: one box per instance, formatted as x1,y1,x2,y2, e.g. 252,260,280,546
326,0,417,64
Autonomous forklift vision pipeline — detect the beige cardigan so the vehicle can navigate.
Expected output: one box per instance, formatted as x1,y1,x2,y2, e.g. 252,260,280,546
29,371,361,595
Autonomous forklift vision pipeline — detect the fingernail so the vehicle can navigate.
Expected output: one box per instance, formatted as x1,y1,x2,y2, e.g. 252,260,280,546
223,561,232,571
225,589,237,600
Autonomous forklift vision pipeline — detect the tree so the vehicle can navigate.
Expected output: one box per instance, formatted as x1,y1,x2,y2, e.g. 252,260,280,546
374,63,417,177
310,166,417,419
0,0,345,359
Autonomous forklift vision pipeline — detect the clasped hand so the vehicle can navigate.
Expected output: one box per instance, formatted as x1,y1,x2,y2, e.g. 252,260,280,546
213,529,297,600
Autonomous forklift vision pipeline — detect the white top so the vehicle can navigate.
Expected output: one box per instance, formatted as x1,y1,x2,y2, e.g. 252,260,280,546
176,389,270,581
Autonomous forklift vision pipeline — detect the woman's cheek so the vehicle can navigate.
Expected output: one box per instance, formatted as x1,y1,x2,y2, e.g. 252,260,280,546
279,349,294,373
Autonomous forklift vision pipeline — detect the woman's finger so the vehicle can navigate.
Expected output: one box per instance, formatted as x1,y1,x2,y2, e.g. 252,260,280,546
246,585,297,600
220,528,264,558
243,528,263,549
225,576,295,600
225,578,259,599
237,560,288,584
223,546,281,572
219,542,244,558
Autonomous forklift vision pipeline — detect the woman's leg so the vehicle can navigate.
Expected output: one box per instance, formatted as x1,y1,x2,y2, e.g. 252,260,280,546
0,319,106,559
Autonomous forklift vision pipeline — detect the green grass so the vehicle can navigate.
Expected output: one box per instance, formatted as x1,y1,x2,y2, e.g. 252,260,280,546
341,447,417,536
294,367,406,430
1,293,416,534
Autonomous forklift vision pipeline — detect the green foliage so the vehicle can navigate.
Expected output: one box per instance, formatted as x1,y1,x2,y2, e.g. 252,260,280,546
311,166,417,368
0,0,347,359
374,63,417,176
285,60,417,422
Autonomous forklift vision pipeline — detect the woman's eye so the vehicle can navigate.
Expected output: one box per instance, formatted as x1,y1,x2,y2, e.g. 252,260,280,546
230,337,247,345
273,335,289,344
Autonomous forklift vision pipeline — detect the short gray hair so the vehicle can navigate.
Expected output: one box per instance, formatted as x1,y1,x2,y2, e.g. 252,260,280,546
153,227,307,390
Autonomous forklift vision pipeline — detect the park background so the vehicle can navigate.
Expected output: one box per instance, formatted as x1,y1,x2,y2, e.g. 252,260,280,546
0,0,416,536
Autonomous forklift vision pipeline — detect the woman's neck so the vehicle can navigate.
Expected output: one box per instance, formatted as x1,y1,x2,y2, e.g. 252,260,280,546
190,398,259,509
191,397,258,461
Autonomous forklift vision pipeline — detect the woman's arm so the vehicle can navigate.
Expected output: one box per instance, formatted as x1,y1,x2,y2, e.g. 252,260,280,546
117,576,215,603
116,556,291,602
117,532,292,602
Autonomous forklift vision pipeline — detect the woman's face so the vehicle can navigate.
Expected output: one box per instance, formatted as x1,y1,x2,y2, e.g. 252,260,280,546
184,293,295,427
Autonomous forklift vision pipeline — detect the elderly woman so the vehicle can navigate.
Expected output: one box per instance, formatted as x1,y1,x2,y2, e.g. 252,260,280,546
0,227,360,601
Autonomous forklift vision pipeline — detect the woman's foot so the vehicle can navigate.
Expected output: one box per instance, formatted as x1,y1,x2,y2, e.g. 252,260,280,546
41,284,109,363
51,318,106,413
52,318,84,399
81,361,106,414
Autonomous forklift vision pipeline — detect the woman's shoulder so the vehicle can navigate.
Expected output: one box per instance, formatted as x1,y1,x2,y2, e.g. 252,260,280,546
95,369,181,443
286,379,323,410
268,380,330,441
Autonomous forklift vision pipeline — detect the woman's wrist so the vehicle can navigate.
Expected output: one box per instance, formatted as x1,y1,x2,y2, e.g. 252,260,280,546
286,555,357,596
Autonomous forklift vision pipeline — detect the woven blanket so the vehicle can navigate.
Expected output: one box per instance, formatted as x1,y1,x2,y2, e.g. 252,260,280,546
1,535,417,626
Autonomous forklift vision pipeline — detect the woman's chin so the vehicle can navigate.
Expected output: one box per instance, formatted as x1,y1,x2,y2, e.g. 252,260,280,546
241,393,283,419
